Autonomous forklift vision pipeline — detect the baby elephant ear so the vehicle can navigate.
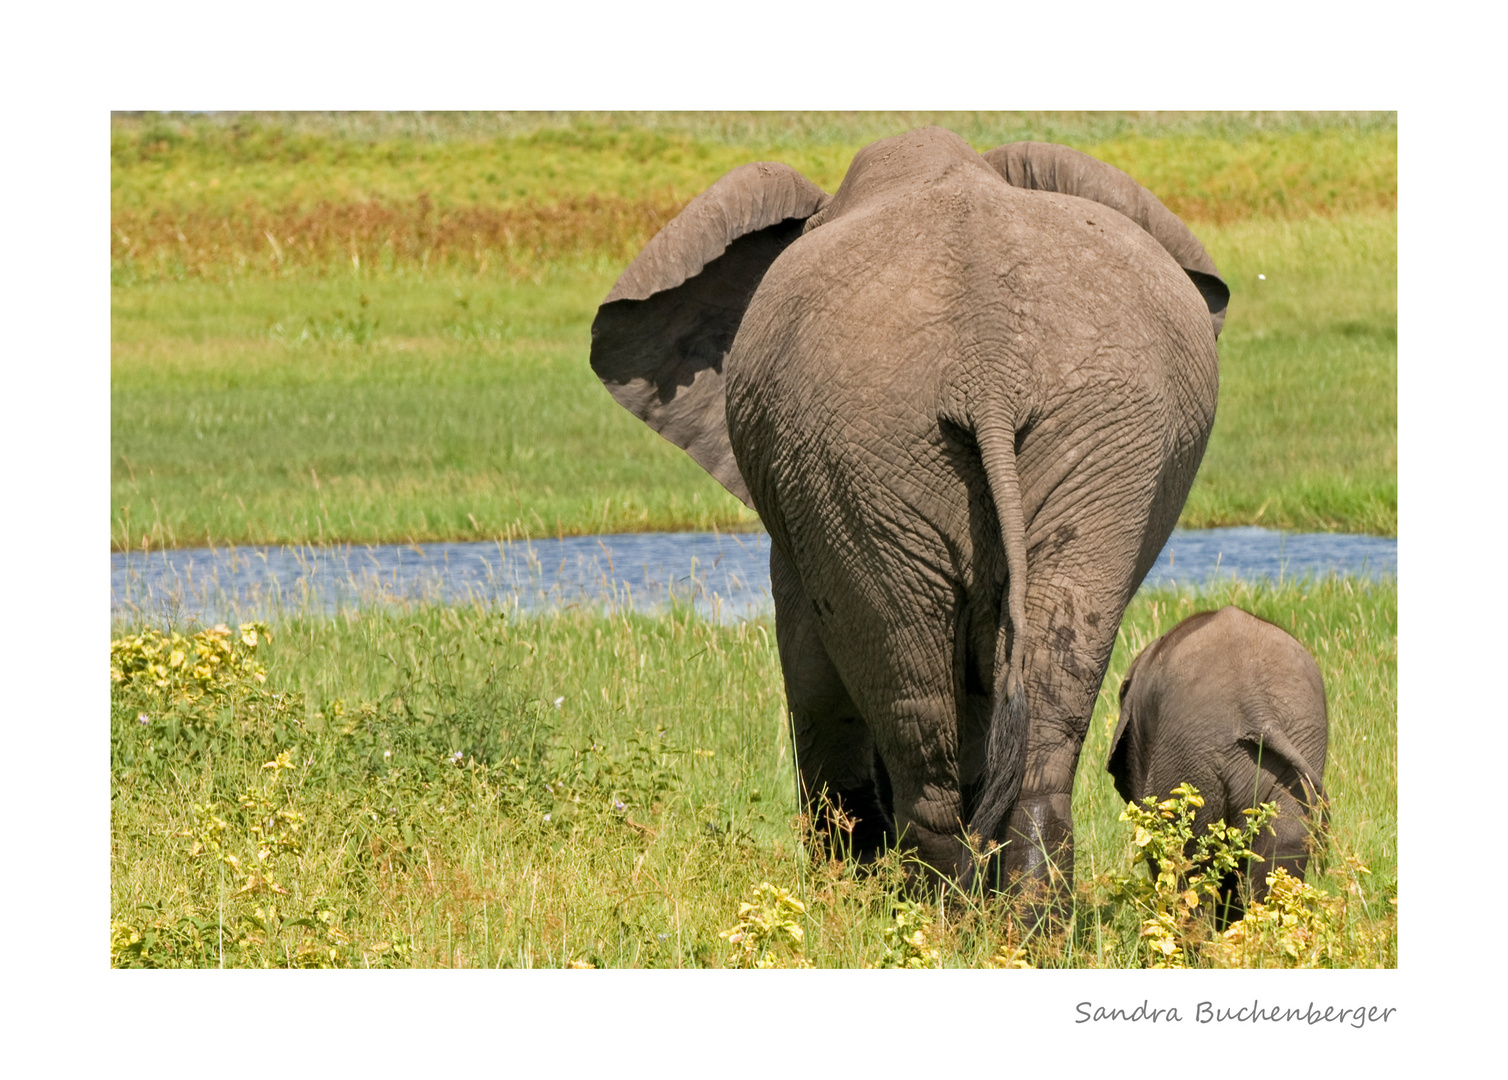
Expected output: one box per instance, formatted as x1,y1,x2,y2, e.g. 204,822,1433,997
1105,652,1143,802
982,142,1230,339
591,163,830,507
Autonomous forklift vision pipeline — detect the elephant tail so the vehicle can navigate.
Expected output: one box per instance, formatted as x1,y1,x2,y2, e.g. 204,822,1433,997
1240,723,1330,823
964,407,1031,856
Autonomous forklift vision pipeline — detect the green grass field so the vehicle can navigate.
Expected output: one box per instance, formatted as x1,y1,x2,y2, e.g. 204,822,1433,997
110,113,1397,968
110,576,1395,968
111,111,1395,546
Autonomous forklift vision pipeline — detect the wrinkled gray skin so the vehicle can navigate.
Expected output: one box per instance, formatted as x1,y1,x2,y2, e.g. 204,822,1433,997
591,128,1226,896
1108,606,1328,922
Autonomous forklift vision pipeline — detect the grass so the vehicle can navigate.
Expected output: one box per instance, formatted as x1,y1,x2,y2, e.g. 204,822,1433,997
111,272,758,549
111,210,1395,547
110,111,1395,545
112,112,1395,283
1189,212,1396,533
110,575,1395,968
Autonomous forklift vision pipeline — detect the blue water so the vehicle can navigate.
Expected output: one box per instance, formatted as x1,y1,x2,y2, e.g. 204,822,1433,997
110,526,1396,627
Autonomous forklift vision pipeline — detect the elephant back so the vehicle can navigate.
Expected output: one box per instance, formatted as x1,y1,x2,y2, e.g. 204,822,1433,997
983,142,1229,338
1108,607,1328,813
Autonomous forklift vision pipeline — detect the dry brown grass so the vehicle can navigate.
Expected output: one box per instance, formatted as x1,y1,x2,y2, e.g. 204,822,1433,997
112,193,685,280
110,112,1395,281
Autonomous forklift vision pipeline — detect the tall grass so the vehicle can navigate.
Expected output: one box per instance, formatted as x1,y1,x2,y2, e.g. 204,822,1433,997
111,576,1395,968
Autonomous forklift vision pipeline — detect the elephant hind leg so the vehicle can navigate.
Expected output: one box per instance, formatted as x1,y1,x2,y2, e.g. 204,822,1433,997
1212,869,1248,930
772,545,895,863
862,677,973,885
796,719,896,864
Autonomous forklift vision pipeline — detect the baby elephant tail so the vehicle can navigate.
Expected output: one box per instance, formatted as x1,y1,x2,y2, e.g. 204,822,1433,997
962,407,1031,870
1241,723,1329,822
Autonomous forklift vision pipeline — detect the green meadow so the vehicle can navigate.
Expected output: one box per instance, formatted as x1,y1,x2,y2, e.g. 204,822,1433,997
111,111,1395,547
111,577,1395,969
110,113,1397,968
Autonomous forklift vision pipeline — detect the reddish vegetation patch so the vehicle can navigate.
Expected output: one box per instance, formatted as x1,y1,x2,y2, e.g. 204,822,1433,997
113,194,687,279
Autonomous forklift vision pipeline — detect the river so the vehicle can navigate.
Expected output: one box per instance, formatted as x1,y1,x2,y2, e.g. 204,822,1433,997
110,526,1397,627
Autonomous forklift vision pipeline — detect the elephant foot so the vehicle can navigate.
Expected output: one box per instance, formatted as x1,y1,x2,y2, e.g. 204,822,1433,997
982,794,1074,927
807,785,895,866
898,828,971,899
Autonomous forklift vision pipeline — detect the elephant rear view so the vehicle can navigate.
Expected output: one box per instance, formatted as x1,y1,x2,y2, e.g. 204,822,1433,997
592,127,1228,895
1108,606,1329,922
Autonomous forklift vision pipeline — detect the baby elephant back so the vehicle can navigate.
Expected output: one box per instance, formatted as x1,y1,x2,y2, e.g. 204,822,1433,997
1109,606,1328,838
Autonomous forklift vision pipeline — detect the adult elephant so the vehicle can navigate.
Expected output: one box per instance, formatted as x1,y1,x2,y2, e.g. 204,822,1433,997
590,128,1227,896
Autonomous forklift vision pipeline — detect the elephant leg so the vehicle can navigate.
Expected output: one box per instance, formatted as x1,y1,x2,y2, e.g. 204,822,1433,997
774,539,968,883
870,688,970,889
1244,772,1321,903
771,545,894,863
816,572,969,885
1000,509,1167,903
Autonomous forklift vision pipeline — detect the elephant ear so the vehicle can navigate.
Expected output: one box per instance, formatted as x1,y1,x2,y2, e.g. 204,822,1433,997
1105,649,1148,802
590,162,830,506
982,142,1230,338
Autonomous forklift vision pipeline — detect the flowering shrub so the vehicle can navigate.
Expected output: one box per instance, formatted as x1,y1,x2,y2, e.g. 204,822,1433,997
988,945,1034,969
1204,856,1390,968
112,749,351,968
1109,783,1277,968
111,622,270,699
721,882,811,968
875,900,941,969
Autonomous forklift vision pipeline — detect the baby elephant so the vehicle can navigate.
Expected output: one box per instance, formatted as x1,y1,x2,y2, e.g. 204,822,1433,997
1107,606,1328,922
